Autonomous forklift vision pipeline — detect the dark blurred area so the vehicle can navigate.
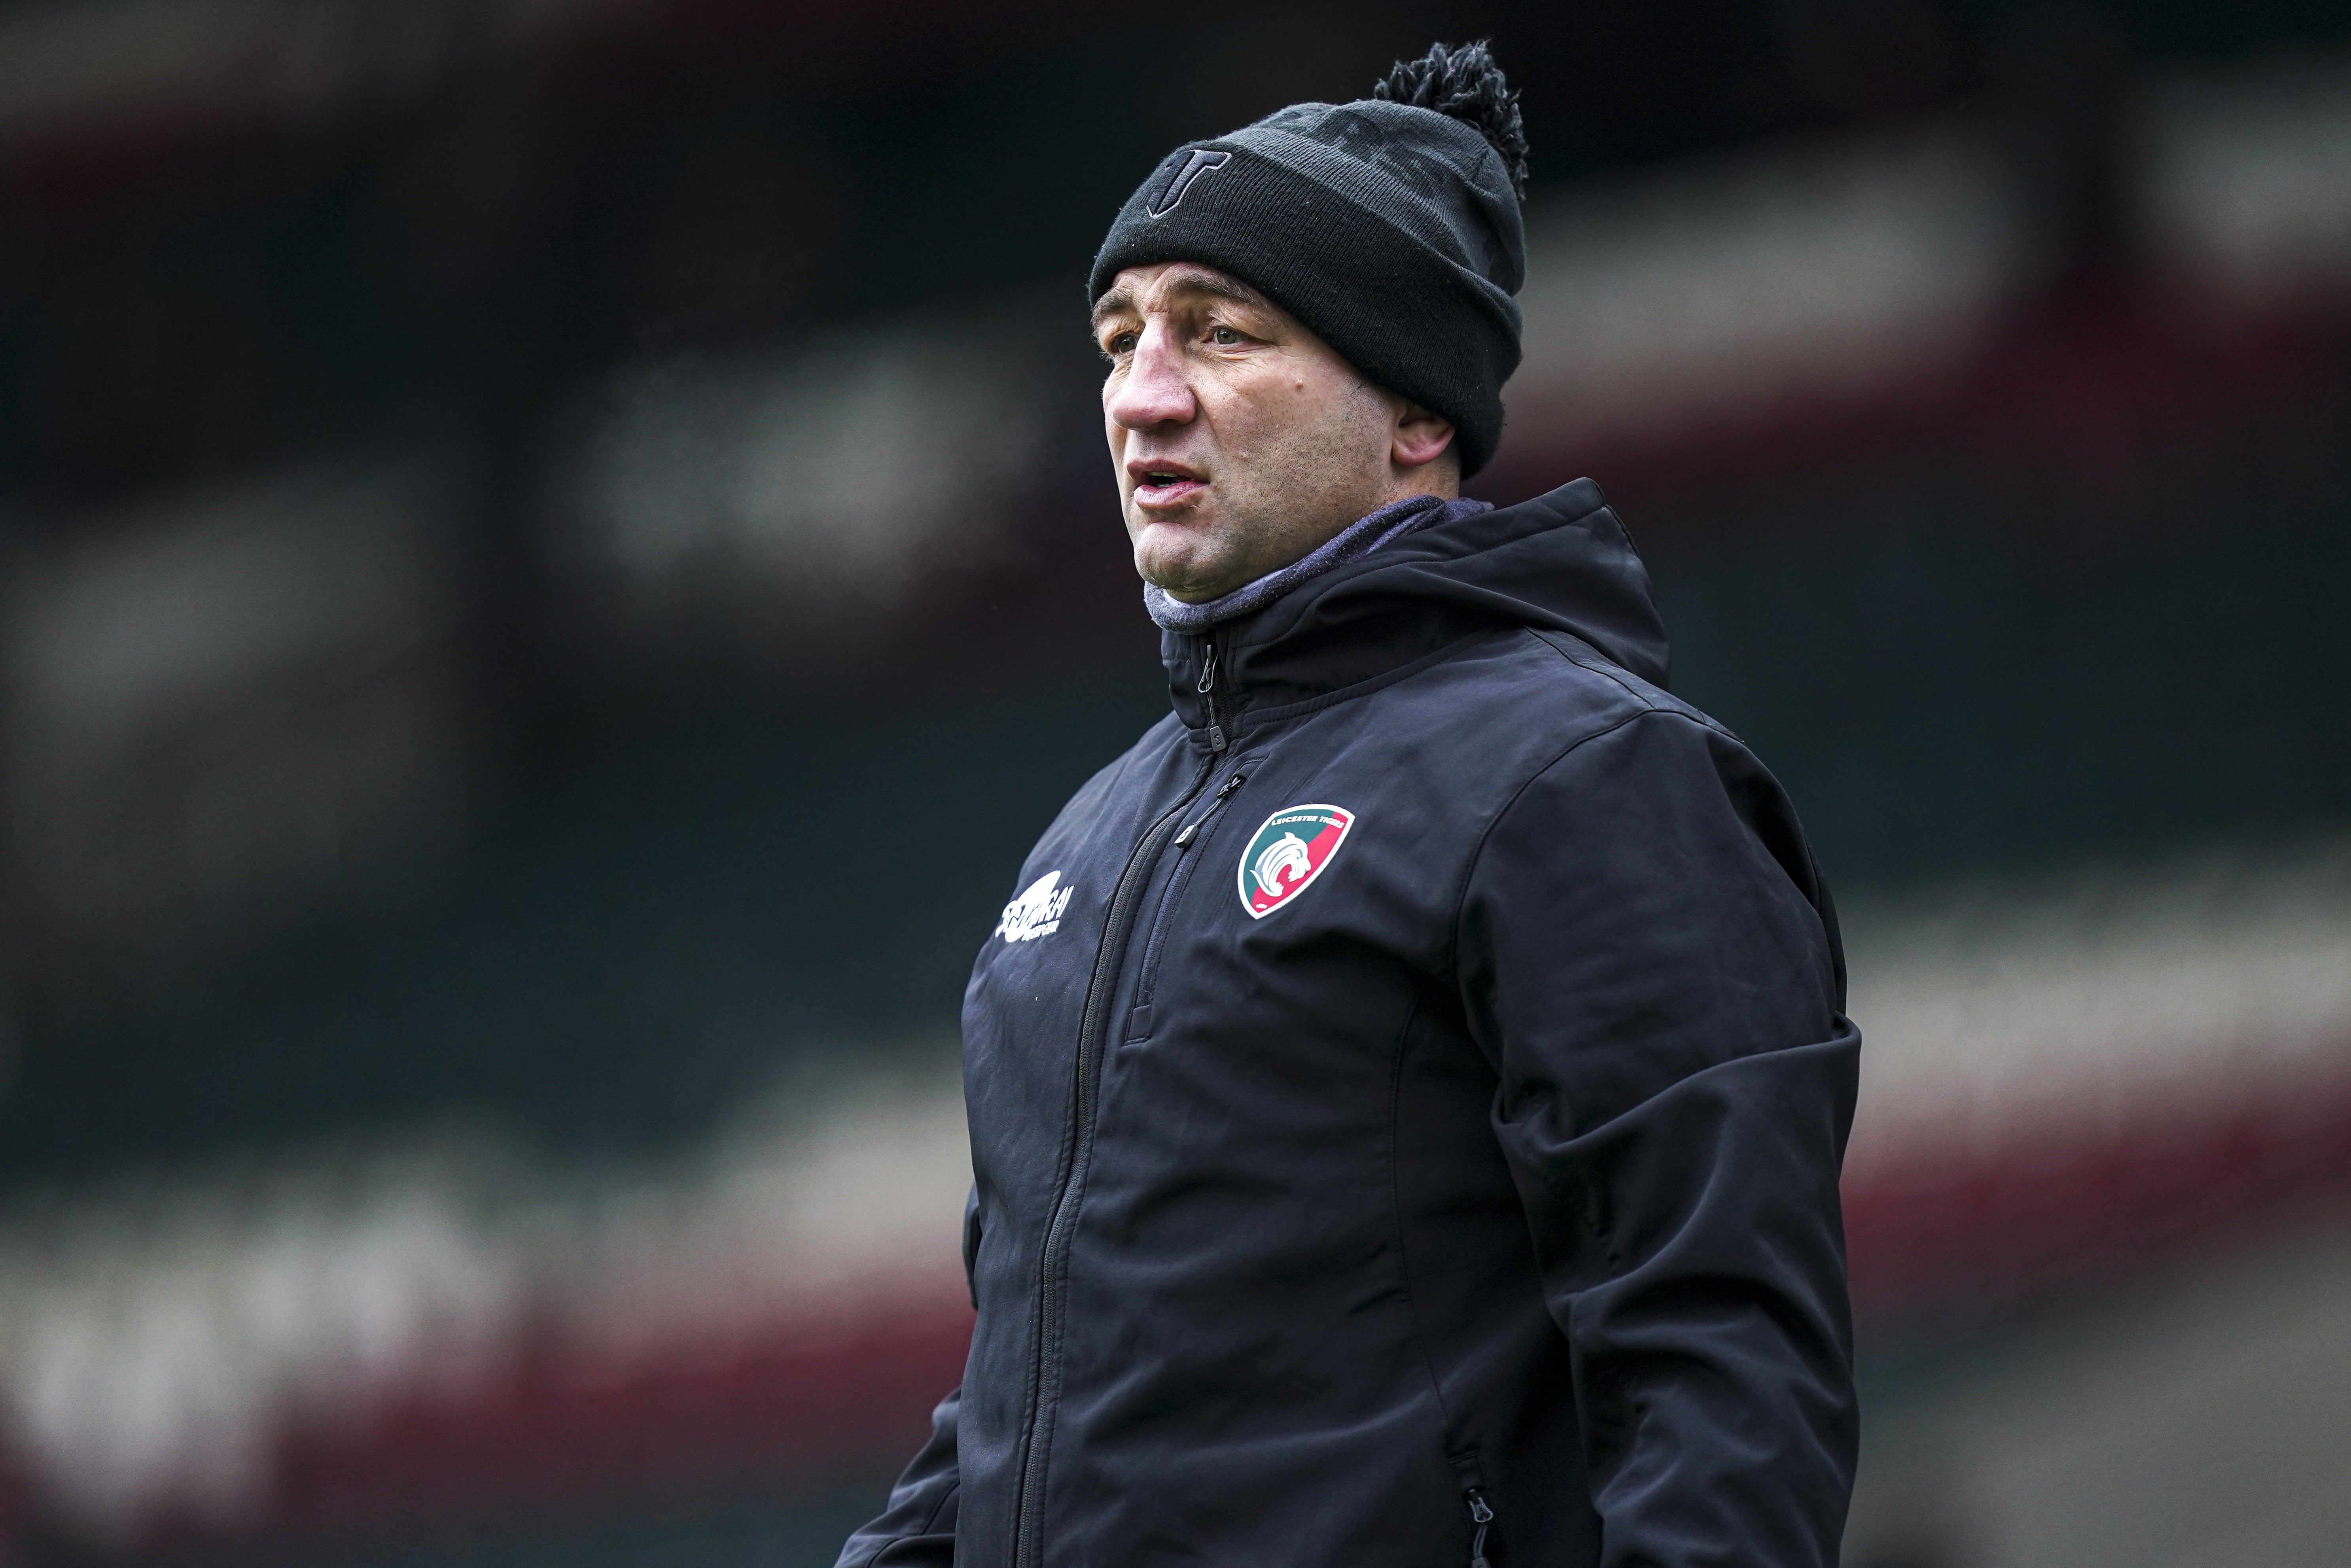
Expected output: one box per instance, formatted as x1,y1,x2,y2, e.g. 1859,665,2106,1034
0,2,2348,1564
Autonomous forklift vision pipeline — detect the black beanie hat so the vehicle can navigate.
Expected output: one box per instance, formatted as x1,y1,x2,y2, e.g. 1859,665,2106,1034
1089,42,1529,477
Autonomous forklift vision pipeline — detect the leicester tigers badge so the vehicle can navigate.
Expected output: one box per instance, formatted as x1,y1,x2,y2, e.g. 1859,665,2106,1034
1238,804,1355,919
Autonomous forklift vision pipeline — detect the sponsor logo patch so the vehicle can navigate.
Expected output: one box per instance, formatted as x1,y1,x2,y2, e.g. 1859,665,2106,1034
1237,804,1355,919
996,870,1072,943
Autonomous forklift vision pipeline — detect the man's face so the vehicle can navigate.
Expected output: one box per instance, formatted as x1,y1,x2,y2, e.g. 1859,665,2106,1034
1093,262,1454,603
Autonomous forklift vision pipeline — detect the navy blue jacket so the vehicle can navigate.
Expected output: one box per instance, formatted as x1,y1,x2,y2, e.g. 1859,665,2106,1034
840,480,1859,1568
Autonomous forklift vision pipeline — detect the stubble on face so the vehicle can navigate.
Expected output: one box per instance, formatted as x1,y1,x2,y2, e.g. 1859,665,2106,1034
1094,263,1435,603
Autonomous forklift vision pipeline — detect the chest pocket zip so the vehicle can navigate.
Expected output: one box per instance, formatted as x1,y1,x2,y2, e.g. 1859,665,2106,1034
1124,768,1249,1043
1465,1488,1496,1568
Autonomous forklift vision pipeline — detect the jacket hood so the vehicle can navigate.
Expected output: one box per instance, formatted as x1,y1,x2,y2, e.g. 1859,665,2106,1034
1164,479,1670,739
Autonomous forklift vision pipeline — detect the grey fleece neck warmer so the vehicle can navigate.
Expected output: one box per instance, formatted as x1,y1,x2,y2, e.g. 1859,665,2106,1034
1144,494,1494,632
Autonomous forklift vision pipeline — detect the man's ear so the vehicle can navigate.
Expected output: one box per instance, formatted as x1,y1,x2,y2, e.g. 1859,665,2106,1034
1393,399,1456,471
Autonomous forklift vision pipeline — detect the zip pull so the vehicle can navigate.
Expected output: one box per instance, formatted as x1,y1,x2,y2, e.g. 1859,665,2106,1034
1196,640,1229,751
1172,773,1246,849
1465,1489,1494,1568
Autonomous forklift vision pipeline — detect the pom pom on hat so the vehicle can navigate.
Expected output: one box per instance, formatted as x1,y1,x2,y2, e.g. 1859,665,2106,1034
1373,40,1529,202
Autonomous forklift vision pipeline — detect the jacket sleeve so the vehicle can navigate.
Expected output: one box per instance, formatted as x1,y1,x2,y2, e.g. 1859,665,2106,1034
833,1386,962,1568
833,1189,981,1567
1455,706,1860,1568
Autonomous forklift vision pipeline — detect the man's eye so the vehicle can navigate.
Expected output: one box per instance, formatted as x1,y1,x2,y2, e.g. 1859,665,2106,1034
1106,332,1138,356
1210,325,1244,346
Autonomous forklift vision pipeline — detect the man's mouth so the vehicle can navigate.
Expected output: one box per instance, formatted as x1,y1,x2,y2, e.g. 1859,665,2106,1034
1130,464,1206,507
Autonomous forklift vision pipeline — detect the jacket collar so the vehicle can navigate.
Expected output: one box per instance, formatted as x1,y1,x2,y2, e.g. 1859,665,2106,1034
1162,479,1670,749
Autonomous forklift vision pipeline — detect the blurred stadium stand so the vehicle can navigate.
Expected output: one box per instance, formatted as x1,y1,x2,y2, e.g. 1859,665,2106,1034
0,2,2348,1564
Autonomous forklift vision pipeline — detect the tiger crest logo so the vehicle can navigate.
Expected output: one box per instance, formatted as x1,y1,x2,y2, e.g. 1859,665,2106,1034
1237,805,1355,919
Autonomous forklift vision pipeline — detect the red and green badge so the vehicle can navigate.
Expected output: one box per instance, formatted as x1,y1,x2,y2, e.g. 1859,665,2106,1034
1238,804,1355,918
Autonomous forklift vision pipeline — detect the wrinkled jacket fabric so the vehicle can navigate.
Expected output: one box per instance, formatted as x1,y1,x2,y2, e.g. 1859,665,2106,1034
839,480,1860,1568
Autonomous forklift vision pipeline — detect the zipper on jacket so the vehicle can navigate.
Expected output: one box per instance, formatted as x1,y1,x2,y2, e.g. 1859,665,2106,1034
1125,768,1251,1042
1197,635,1227,752
1465,1489,1495,1568
1172,769,1246,848
1009,756,1220,1568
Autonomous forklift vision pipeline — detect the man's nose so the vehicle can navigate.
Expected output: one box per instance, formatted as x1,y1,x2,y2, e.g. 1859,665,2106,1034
1107,323,1196,431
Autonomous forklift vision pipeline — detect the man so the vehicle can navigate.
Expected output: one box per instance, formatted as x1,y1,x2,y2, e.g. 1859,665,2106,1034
840,41,1859,1568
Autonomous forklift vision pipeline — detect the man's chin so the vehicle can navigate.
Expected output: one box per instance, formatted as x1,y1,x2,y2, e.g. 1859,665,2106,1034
1135,554,1243,605
1130,518,1237,601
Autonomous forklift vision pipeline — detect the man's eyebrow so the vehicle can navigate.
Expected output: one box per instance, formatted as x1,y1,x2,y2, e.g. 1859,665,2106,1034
1090,272,1272,334
1090,289,1139,333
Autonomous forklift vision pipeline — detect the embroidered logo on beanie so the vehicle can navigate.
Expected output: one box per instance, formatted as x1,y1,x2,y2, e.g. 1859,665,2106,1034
1145,149,1232,218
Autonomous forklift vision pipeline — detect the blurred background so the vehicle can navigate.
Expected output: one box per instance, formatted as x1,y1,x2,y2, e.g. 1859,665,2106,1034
0,0,2347,1563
